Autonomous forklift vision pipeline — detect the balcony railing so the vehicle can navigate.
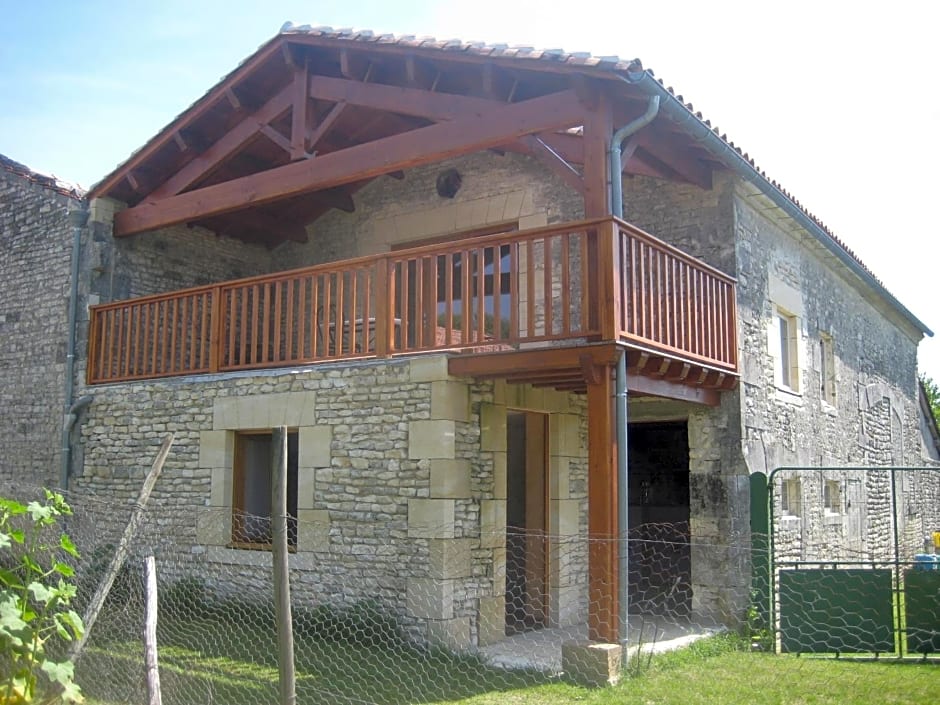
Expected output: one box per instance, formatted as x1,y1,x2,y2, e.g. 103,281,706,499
87,216,737,384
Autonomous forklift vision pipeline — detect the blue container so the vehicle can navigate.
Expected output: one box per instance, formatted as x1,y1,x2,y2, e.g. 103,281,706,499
913,554,940,571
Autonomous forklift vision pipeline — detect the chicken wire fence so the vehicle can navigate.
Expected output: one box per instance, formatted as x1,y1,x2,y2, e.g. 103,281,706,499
2,477,939,705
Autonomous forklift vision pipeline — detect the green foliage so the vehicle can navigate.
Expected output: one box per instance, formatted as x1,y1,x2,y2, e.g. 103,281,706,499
921,374,940,427
0,490,84,704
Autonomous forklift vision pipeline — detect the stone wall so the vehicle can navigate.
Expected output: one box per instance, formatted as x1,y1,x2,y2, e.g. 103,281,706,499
71,353,588,648
272,152,583,268
0,160,81,487
731,182,937,562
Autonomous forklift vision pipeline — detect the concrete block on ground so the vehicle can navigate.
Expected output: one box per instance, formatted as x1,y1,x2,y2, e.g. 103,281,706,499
562,642,622,687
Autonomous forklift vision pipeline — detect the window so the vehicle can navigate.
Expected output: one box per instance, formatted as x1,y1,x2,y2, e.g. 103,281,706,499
232,431,298,548
781,478,802,517
819,333,836,405
823,480,842,514
775,308,800,392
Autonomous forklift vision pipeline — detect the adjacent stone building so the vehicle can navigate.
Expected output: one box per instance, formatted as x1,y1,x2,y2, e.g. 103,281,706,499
0,155,83,488
3,26,939,651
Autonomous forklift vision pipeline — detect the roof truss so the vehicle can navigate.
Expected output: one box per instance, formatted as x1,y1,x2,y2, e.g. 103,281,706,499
96,36,716,245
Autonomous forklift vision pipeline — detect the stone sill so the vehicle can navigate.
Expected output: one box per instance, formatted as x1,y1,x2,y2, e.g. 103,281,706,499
780,515,801,530
774,386,803,406
204,544,316,570
823,512,843,526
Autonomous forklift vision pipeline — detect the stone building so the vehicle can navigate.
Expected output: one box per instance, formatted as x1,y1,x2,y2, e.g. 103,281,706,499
3,26,939,651
0,155,83,489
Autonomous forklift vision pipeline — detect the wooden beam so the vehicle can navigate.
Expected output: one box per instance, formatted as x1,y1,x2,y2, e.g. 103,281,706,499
581,85,612,217
172,131,189,153
306,100,347,153
290,62,309,160
259,124,293,155
225,88,242,112
90,35,286,198
147,83,295,200
115,89,585,236
586,364,619,643
635,130,712,190
306,74,501,122
520,135,583,195
448,343,620,380
628,374,719,406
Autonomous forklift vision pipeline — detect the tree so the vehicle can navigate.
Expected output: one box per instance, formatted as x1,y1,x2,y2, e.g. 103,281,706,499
921,374,940,427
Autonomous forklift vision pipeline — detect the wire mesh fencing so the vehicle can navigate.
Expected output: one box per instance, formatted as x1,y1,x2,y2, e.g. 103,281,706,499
2,479,939,705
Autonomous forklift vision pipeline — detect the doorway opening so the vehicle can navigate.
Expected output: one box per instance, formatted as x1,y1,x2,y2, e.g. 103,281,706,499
505,410,549,634
627,421,691,617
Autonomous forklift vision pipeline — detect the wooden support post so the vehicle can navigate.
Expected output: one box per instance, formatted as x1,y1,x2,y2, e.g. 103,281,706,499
586,366,619,643
271,426,297,705
581,85,613,336
143,555,163,705
70,434,174,662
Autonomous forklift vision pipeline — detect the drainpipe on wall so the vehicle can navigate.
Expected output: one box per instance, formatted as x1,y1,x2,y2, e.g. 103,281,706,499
610,95,660,219
60,205,90,490
608,94,660,647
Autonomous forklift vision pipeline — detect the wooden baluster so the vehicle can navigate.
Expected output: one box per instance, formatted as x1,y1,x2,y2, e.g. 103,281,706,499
560,234,570,336
209,287,222,373
443,253,454,345
284,279,294,363
493,245,503,341
310,276,320,359
475,247,485,344
543,237,553,338
526,239,535,339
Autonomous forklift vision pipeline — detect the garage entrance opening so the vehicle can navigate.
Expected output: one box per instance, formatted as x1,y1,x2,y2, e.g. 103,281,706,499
628,421,691,617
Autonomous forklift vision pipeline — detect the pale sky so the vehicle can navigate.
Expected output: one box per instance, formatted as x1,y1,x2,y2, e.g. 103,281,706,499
2,1,937,379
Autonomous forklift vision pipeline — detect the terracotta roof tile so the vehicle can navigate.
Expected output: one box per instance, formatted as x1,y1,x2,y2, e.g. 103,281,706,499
0,153,84,199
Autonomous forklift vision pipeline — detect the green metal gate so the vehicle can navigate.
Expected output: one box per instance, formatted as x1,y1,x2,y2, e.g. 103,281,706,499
764,466,940,656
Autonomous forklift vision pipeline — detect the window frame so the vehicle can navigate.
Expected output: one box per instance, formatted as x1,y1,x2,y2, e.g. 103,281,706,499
823,479,842,515
231,430,299,551
781,478,802,517
774,307,800,393
819,332,836,406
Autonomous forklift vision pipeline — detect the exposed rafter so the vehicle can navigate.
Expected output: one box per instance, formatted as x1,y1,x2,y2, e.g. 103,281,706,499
520,135,583,195
114,89,585,236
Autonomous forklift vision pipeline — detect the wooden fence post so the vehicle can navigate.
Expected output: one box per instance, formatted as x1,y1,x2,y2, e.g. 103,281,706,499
143,555,163,705
271,426,297,705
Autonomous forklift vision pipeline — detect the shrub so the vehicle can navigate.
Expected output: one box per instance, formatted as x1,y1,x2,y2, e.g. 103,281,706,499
0,490,84,703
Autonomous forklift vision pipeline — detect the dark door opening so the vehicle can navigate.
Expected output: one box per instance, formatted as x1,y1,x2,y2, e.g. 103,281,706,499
505,410,549,634
627,421,691,617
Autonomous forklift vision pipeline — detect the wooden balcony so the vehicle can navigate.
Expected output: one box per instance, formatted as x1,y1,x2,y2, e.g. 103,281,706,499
87,216,738,399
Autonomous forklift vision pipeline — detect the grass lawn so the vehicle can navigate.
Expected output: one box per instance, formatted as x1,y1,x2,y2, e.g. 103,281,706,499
77,615,940,705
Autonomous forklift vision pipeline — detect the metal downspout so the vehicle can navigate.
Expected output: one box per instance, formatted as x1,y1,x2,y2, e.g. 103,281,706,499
610,95,660,219
609,95,660,646
60,206,90,490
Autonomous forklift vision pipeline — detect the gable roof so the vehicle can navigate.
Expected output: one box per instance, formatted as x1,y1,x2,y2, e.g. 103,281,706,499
89,24,931,338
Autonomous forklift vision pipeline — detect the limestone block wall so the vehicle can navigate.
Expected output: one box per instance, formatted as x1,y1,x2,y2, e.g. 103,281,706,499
82,199,274,306
732,183,936,562
0,161,81,487
71,352,591,648
272,152,583,268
